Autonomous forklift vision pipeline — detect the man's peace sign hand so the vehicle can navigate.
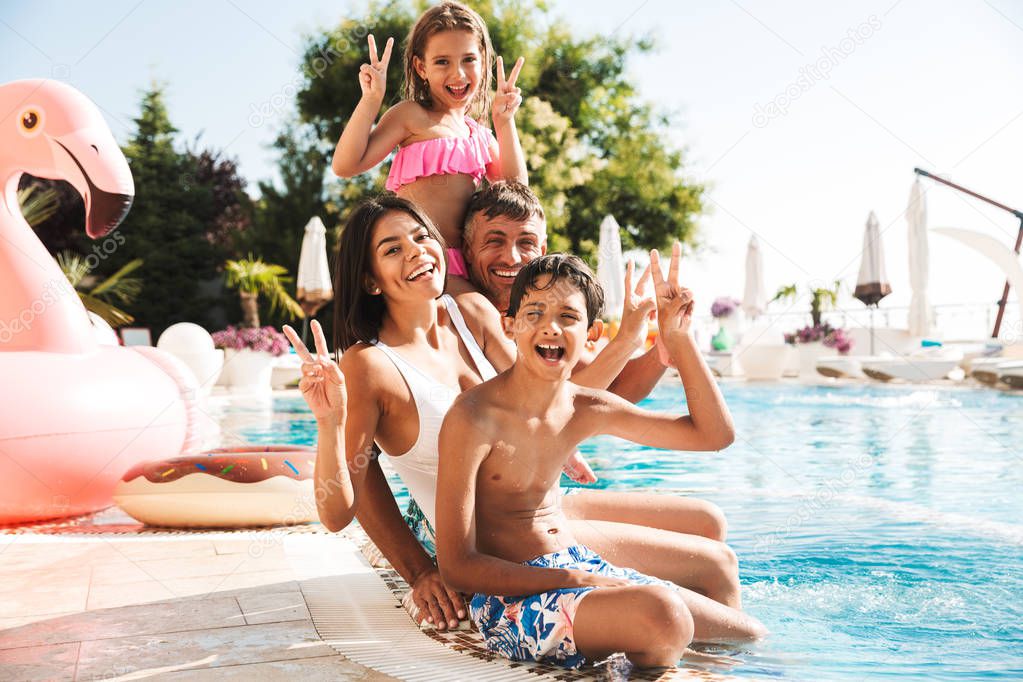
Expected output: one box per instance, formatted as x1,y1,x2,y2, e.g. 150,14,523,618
650,241,695,343
359,34,394,103
492,55,524,125
282,320,347,424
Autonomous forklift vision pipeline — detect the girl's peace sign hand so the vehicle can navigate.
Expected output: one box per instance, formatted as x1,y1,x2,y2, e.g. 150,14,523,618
492,55,524,125
282,320,347,424
650,241,695,342
359,34,394,103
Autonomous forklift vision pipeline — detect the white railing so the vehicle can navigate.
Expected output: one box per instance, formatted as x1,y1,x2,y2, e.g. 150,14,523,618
692,301,1022,345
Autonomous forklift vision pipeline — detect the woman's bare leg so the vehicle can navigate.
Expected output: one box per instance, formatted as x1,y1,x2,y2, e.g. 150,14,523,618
569,518,742,608
562,489,728,541
572,585,694,668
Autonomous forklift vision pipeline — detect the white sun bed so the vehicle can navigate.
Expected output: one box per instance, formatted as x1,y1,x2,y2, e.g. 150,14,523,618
816,356,867,379
859,348,964,382
996,361,1023,389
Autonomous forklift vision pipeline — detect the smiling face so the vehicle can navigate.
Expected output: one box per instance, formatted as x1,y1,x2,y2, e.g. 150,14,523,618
504,273,591,380
367,210,446,303
464,214,547,312
413,30,483,112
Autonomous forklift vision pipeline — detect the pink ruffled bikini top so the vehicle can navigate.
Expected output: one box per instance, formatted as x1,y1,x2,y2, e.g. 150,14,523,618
386,116,497,192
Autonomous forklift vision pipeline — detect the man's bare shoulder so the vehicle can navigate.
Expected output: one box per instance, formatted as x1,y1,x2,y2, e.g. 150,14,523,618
451,286,498,317
446,275,480,298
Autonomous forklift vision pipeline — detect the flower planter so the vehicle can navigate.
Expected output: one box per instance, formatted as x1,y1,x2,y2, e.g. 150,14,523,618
221,348,275,392
797,342,837,377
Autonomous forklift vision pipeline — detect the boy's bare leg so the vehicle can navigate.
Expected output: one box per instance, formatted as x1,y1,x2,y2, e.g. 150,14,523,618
572,585,694,668
674,585,767,641
562,489,728,541
568,518,742,608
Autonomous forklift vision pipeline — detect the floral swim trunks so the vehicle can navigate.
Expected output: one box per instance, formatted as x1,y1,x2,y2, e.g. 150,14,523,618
469,545,678,669
403,497,437,558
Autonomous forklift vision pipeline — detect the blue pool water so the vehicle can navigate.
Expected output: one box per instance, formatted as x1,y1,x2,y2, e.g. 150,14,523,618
231,381,1023,679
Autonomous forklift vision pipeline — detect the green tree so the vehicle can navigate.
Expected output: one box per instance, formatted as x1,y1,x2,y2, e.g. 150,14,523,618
223,256,304,328
240,120,340,331
107,85,223,335
293,0,703,257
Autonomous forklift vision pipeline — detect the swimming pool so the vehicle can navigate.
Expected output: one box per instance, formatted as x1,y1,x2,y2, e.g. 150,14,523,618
225,380,1023,679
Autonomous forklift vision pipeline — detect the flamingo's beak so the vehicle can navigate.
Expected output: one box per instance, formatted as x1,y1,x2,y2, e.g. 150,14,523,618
49,128,134,239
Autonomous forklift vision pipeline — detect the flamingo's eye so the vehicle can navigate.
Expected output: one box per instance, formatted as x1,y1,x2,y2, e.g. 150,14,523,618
18,109,43,137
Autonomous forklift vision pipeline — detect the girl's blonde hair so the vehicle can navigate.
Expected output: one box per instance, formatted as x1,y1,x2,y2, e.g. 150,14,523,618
401,1,494,121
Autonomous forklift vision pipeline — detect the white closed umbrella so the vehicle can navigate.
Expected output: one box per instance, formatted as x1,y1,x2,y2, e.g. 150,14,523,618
906,179,932,338
296,216,334,343
597,215,626,320
853,211,892,354
742,235,766,319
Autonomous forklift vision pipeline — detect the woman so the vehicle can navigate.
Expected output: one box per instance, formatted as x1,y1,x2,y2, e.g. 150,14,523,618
284,195,750,633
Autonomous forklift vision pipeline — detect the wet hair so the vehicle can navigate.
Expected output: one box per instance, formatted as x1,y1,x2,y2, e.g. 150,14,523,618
401,1,494,121
463,181,546,245
333,195,447,352
506,254,604,327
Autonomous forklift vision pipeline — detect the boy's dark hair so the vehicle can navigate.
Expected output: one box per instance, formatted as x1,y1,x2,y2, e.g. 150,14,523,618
333,195,446,352
463,181,546,244
506,254,604,327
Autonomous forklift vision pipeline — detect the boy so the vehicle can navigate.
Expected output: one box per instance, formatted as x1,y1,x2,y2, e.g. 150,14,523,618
436,247,766,669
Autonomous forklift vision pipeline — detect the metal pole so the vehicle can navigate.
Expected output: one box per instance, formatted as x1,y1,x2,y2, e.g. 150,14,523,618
870,307,875,355
992,215,1023,338
913,168,1023,337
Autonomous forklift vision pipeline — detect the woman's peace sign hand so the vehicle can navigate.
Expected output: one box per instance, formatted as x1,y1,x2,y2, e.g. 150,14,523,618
359,34,394,103
492,55,524,125
282,320,347,424
650,241,695,343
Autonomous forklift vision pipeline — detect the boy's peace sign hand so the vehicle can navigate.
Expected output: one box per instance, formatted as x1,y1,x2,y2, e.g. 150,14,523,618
359,34,394,103
650,241,695,343
282,321,346,424
492,55,524,125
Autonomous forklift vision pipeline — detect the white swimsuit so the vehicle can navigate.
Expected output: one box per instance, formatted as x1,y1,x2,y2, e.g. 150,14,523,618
371,294,497,528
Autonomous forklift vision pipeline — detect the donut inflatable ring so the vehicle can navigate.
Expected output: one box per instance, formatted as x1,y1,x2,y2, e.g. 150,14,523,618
113,446,318,528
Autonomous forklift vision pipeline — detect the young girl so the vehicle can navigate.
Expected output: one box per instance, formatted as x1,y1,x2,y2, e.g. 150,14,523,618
331,1,527,279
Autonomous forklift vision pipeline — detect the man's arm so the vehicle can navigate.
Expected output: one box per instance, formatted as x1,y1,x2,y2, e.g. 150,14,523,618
452,289,516,371
574,344,666,403
570,260,659,398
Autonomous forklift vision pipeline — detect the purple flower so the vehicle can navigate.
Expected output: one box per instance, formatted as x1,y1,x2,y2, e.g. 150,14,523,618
212,325,289,356
786,323,853,354
711,297,741,318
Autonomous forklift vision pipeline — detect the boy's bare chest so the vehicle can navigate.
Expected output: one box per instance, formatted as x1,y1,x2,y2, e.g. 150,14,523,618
477,414,579,491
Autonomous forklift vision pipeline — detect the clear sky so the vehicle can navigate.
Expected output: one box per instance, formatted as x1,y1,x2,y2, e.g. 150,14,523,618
3,0,1022,338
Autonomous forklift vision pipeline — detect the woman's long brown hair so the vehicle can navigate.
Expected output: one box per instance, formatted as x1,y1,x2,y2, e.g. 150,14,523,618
333,195,447,353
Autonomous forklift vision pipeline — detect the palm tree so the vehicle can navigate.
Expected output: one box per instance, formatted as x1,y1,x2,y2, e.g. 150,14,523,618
224,256,305,328
56,251,143,327
772,281,842,327
17,185,59,227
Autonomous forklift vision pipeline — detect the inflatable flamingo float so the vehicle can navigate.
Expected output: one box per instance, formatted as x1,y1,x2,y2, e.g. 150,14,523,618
0,79,200,524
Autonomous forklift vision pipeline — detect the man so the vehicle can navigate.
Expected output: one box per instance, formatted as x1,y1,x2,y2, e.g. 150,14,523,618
450,181,668,402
